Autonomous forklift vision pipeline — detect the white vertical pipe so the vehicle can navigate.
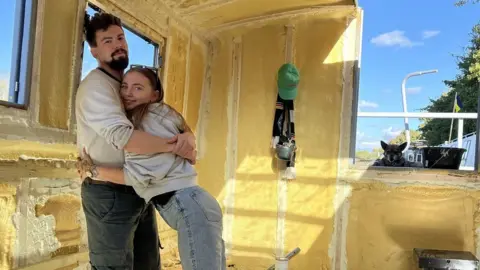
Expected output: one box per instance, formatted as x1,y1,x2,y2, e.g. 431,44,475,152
182,33,193,117
458,118,464,148
276,24,294,260
223,37,242,257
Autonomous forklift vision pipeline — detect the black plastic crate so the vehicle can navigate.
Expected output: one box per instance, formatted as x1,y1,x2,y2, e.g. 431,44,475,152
421,147,466,169
414,248,479,270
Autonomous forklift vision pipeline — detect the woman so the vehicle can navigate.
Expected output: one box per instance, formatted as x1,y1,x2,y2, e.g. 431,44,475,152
77,66,226,270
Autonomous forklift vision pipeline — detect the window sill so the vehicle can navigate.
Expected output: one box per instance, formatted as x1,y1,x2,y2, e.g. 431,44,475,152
0,102,30,121
0,100,28,110
0,158,77,179
340,164,480,188
0,104,76,144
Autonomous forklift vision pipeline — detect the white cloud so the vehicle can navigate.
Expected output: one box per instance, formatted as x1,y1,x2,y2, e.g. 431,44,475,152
422,30,440,39
357,140,382,151
371,30,422,48
358,100,379,109
406,86,422,94
356,131,381,150
382,126,402,140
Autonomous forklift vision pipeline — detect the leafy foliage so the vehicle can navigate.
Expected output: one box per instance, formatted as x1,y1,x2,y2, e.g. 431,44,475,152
389,130,423,144
455,0,480,6
355,148,382,160
418,24,480,146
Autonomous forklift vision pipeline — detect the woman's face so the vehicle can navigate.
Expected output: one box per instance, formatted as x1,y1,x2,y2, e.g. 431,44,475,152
120,71,159,110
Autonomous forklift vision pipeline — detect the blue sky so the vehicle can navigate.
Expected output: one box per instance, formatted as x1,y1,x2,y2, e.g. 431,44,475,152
0,0,15,101
1,1,480,150
356,0,480,150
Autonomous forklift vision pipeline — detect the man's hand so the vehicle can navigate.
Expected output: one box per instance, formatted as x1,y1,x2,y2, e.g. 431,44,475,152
168,132,197,164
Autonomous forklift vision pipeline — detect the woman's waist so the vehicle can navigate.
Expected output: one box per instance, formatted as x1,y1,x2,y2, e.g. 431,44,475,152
150,171,197,184
125,152,195,174
136,175,198,202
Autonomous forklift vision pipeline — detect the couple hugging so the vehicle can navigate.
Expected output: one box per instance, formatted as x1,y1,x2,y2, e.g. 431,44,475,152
76,12,226,270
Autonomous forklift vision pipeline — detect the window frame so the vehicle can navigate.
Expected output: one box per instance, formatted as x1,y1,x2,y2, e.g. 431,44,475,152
350,81,480,173
345,11,480,173
0,0,37,109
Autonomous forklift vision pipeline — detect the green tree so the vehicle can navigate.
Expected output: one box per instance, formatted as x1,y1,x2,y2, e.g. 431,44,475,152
355,148,383,160
455,0,480,6
419,24,480,146
389,130,423,144
355,150,374,160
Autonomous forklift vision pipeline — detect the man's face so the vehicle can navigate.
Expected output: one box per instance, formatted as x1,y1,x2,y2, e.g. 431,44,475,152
91,25,129,71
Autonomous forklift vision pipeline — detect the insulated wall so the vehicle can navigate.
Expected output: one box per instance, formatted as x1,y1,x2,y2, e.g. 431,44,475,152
195,8,358,269
340,169,480,270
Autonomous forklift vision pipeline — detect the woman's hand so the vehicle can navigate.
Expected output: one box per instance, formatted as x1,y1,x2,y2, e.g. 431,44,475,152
76,149,125,184
76,148,95,180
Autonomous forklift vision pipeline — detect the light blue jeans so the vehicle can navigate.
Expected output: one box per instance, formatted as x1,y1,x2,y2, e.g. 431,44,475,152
154,186,226,270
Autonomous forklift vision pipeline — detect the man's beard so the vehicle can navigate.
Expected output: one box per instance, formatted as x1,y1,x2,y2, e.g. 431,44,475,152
107,49,129,71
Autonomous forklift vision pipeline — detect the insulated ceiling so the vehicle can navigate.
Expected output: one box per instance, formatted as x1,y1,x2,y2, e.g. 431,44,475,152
161,0,356,29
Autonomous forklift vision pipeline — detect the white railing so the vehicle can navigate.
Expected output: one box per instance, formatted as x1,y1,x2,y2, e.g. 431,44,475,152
357,112,477,148
357,112,477,119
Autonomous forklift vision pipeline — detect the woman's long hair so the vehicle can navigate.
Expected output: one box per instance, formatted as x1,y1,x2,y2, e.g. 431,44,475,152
125,67,188,132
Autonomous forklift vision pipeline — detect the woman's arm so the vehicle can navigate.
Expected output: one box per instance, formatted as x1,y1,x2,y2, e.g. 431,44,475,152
77,148,126,185
95,166,125,185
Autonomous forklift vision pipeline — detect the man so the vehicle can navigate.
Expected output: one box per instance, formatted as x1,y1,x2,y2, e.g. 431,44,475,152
76,12,196,269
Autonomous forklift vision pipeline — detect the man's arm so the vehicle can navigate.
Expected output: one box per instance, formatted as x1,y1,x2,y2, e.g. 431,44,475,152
78,81,173,155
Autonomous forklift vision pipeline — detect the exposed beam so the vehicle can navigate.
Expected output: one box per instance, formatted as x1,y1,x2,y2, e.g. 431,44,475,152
0,159,77,180
155,0,209,43
93,0,208,43
333,12,362,270
349,8,363,164
207,5,355,35
173,0,192,8
68,0,88,133
90,0,168,43
17,252,89,270
180,0,239,15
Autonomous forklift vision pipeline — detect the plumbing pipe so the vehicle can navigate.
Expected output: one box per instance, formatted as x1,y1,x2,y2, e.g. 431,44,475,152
267,247,301,270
